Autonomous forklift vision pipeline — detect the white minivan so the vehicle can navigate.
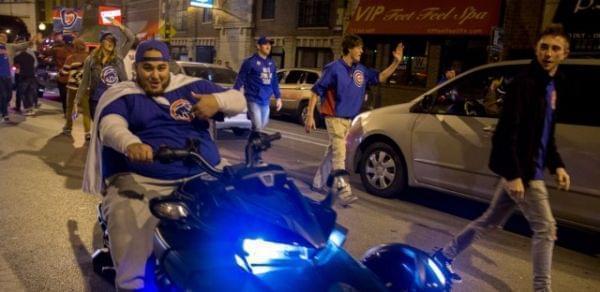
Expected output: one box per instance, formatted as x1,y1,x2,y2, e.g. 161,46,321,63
346,59,600,232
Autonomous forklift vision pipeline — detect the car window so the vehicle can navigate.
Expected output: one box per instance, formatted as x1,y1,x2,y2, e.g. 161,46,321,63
556,64,600,127
305,72,319,84
183,66,237,84
429,65,523,118
277,71,286,83
284,70,305,84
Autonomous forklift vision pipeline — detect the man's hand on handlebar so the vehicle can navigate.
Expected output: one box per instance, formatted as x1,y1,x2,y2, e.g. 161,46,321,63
191,92,219,120
126,143,154,163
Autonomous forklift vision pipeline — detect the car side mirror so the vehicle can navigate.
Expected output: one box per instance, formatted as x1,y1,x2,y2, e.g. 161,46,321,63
420,94,435,113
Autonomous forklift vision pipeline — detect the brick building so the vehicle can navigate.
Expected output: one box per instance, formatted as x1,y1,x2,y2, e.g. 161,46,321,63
145,0,348,71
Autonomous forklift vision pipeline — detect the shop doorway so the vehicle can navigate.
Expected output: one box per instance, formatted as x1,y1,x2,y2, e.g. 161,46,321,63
195,46,215,63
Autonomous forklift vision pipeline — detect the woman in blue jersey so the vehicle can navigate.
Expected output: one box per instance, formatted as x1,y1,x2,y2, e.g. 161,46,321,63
75,19,135,119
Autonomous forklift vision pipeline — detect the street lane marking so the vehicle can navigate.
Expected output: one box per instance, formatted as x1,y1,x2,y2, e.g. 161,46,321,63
262,128,329,147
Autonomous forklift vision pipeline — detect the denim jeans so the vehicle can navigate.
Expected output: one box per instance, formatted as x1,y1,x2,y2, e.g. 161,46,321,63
247,101,270,130
442,179,556,292
0,77,12,117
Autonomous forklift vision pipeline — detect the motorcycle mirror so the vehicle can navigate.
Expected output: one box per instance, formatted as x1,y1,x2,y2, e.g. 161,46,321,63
149,197,190,221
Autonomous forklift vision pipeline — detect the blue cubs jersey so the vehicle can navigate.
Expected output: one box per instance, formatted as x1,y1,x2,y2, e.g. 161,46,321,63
312,59,379,119
100,79,226,180
233,53,281,105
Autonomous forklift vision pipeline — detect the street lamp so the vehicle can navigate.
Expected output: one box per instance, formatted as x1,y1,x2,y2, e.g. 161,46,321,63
5,29,11,34
38,23,46,31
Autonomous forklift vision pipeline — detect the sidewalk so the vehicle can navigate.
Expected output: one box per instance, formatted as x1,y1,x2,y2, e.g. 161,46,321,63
0,254,25,291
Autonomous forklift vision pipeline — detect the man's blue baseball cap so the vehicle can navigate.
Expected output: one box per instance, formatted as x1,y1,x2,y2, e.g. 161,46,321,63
135,39,171,63
257,36,274,45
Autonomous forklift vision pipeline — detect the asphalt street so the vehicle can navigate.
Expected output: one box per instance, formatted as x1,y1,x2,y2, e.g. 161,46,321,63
0,100,598,291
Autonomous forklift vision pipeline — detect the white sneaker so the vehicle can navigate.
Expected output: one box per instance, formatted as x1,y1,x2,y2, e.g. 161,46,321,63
333,178,358,206
338,185,358,206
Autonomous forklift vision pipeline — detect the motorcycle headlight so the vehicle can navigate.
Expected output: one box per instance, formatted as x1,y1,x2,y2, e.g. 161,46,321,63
240,238,315,274
242,238,311,264
150,199,190,221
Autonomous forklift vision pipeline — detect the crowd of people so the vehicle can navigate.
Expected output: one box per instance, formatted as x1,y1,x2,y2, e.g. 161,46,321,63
0,19,573,291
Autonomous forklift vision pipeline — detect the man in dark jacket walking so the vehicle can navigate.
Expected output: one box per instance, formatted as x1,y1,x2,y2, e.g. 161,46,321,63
432,25,571,292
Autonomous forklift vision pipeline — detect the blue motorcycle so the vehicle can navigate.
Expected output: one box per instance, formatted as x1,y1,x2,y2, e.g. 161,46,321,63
93,131,452,291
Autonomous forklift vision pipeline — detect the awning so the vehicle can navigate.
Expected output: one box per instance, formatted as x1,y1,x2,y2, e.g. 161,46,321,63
347,0,502,36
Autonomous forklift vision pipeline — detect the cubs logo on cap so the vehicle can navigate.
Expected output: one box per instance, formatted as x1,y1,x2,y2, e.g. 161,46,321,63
257,36,274,45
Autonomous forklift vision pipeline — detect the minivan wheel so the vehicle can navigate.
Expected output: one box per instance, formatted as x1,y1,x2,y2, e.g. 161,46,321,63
359,142,406,198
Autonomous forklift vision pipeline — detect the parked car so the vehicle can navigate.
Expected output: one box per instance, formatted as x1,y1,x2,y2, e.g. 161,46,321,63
177,61,251,137
270,68,324,126
35,62,59,98
346,59,600,232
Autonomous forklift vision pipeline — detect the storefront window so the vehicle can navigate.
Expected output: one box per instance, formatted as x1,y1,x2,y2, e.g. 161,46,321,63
296,47,333,68
170,46,188,61
362,37,428,88
271,46,285,69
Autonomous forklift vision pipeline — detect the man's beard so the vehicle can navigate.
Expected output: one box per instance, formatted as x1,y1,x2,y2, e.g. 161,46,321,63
140,77,170,96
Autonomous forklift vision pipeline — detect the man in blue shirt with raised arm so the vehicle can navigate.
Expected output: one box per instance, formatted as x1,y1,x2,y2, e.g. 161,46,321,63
304,34,404,206
234,36,282,130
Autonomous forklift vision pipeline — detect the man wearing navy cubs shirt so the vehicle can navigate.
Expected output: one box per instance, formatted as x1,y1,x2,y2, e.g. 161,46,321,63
234,36,283,130
305,34,404,206
82,40,245,291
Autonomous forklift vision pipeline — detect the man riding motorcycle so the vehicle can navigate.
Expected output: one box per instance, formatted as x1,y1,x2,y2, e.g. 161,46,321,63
82,40,245,291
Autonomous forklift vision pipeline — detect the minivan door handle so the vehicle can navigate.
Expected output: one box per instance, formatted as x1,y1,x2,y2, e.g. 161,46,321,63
483,125,496,133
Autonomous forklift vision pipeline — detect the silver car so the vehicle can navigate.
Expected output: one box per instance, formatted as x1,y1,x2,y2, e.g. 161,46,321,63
177,61,251,136
346,59,600,232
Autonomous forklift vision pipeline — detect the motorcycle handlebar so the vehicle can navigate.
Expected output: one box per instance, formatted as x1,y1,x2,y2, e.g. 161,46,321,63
155,147,191,164
156,145,223,178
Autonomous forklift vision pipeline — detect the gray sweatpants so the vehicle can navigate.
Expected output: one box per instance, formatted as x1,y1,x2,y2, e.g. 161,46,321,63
101,173,193,291
442,179,557,292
